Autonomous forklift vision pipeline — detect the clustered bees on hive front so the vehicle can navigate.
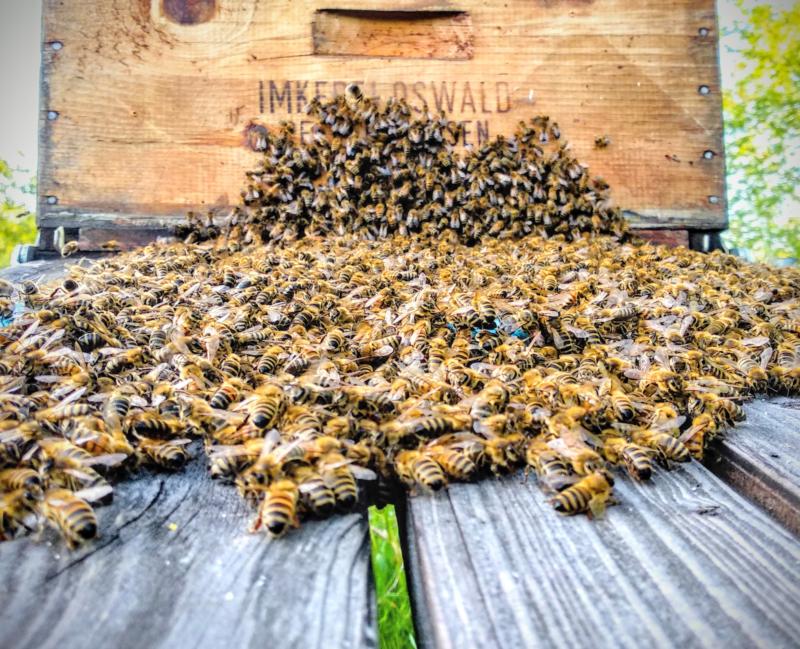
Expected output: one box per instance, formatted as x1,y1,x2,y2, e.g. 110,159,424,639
2,87,800,549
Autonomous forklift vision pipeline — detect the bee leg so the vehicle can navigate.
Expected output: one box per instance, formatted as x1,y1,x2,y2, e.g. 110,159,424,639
248,513,263,534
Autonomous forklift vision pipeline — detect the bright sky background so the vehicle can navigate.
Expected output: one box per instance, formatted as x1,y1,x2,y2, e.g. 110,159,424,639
0,0,796,219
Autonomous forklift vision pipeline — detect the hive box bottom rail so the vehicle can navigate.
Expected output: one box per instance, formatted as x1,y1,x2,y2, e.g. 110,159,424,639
0,461,377,649
403,413,800,649
706,398,800,535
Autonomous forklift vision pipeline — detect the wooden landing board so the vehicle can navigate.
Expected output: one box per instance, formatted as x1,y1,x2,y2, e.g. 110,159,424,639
403,463,800,649
39,0,724,232
0,460,377,649
0,258,70,284
706,399,800,536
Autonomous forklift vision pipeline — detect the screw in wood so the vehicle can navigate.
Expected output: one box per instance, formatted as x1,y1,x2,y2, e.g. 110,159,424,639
708,195,720,204
46,196,58,205
699,85,711,95
703,150,715,159
51,41,63,50
47,111,59,120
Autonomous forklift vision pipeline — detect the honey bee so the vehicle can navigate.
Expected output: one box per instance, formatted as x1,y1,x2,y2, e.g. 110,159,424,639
239,388,285,429
602,437,654,481
318,451,376,509
526,439,574,493
322,328,347,353
0,489,38,540
631,428,691,463
209,380,243,410
103,347,145,374
470,381,510,419
678,414,717,460
594,135,611,149
136,437,192,470
425,441,477,481
60,241,80,257
250,479,300,537
551,470,614,517
42,486,112,549
292,464,336,517
256,346,284,375
395,449,447,491
0,467,44,501
207,438,264,481
126,412,180,439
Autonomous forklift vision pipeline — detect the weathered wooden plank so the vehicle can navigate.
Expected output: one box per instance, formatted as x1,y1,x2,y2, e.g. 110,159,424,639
404,464,800,649
0,259,70,283
705,399,800,535
39,0,724,230
0,460,377,649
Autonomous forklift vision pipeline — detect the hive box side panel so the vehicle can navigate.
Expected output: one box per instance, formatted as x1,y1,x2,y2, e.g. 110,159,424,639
38,0,725,235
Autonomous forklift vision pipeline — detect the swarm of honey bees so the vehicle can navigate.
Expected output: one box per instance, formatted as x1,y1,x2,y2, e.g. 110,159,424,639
2,87,800,549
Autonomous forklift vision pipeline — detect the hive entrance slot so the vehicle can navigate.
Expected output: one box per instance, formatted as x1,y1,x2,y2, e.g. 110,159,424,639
312,9,474,60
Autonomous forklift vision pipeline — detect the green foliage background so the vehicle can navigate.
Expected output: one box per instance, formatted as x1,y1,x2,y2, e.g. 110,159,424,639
722,0,800,262
0,159,37,267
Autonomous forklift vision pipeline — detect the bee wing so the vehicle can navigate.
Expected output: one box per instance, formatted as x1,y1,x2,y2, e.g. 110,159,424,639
130,395,148,409
73,484,114,503
166,439,193,447
350,465,377,481
88,453,129,467
650,416,686,432
260,428,282,456
470,362,497,374
368,345,395,358
97,347,126,356
678,426,702,444
563,325,590,339
742,336,771,347
72,432,101,446
18,318,40,342
656,348,675,368
56,387,88,408
298,482,320,495
760,347,773,370
34,375,64,384
41,328,66,350
63,467,98,482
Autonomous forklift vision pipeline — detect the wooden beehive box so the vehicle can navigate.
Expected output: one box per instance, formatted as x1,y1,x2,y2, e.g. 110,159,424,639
37,0,724,251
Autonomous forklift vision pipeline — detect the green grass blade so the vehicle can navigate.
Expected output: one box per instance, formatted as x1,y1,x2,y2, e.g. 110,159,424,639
368,505,417,649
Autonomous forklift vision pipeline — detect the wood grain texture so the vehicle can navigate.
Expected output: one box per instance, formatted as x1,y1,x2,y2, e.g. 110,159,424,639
404,464,800,649
39,0,724,231
0,460,376,649
705,399,800,535
0,258,70,283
